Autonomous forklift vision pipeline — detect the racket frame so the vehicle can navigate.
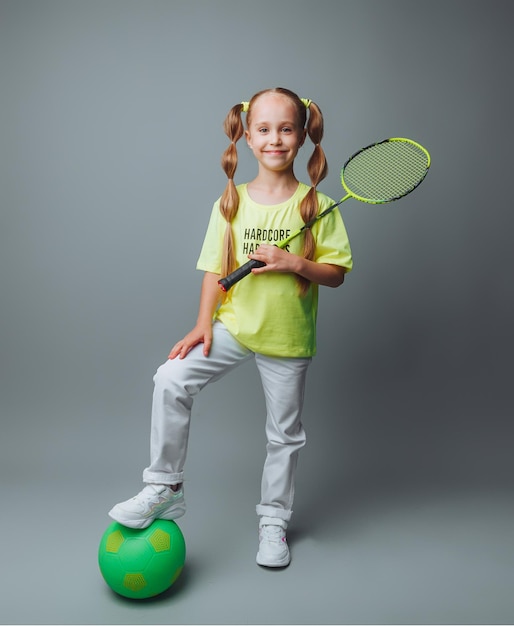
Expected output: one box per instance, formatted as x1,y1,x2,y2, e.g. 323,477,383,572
340,137,431,205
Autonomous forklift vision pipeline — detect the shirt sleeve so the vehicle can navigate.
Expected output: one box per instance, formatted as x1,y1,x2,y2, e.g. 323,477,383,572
196,199,223,274
312,194,353,271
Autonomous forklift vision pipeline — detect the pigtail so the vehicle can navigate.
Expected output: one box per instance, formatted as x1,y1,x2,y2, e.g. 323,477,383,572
219,104,245,280
297,100,328,296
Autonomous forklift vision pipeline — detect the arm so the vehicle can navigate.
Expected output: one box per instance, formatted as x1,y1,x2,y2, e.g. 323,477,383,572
168,271,222,359
248,244,346,288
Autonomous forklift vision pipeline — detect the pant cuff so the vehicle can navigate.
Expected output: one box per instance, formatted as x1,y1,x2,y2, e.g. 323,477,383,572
256,504,292,522
142,469,184,485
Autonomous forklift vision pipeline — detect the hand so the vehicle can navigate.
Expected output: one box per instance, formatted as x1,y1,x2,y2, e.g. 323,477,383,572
248,244,297,275
168,323,213,359
250,245,347,287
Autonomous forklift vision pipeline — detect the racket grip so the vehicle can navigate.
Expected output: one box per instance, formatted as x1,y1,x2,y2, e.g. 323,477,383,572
218,259,266,292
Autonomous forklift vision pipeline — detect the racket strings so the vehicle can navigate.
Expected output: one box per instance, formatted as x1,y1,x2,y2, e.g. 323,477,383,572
342,140,429,203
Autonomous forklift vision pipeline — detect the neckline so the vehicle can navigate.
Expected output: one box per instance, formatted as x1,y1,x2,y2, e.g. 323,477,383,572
243,182,304,208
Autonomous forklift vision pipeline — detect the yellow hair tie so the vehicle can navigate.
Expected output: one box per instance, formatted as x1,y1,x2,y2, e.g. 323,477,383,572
241,98,310,112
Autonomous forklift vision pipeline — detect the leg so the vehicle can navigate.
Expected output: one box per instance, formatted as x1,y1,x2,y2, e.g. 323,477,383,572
254,354,311,522
143,321,252,484
109,322,251,528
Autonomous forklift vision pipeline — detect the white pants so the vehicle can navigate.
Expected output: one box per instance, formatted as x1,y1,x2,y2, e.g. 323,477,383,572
142,322,311,522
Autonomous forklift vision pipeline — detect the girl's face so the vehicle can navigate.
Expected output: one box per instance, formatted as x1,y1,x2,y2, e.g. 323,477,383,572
245,93,306,175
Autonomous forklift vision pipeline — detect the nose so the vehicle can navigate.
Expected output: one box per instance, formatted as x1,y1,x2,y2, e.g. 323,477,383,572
269,131,282,145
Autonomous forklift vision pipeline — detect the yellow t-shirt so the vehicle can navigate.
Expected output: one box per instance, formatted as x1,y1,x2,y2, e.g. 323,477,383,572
196,183,353,357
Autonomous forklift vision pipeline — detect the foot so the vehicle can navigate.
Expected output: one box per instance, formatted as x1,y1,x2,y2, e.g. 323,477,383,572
108,484,186,529
256,516,290,568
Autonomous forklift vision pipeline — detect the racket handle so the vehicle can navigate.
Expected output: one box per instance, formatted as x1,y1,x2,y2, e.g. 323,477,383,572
218,259,266,292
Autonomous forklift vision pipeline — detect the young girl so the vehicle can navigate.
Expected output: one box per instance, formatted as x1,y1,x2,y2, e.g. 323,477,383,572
109,87,353,568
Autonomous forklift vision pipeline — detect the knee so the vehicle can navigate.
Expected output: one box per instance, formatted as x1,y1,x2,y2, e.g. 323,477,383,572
153,360,171,383
153,359,198,399
268,425,306,448
153,359,182,391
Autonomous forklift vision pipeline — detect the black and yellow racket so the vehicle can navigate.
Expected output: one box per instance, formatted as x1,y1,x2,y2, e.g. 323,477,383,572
218,137,430,292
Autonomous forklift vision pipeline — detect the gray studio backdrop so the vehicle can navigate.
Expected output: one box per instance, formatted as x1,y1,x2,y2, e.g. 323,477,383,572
1,1,513,624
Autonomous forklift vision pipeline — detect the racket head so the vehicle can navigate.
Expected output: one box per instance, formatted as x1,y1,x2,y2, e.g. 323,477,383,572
341,137,430,204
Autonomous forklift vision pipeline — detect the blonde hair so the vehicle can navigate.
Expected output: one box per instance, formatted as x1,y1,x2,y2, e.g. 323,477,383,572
219,87,328,295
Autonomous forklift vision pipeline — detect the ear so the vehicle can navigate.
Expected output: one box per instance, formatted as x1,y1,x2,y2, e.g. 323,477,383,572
245,129,252,149
299,128,307,147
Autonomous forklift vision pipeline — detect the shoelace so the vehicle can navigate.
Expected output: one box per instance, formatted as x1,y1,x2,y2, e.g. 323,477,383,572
260,525,285,543
131,484,175,509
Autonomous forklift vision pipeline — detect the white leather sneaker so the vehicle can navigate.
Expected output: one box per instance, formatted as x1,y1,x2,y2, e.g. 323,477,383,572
256,516,290,567
108,484,185,529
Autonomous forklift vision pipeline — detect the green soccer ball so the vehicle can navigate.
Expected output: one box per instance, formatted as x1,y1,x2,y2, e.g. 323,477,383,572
98,520,186,599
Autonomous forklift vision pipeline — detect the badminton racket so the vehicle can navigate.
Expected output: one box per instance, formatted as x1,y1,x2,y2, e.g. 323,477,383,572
218,137,430,292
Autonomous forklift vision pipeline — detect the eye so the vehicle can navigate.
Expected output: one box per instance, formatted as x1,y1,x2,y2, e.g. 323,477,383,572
282,127,293,133
258,127,269,133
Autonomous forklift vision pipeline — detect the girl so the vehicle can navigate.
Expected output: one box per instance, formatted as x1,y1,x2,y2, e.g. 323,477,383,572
109,87,353,568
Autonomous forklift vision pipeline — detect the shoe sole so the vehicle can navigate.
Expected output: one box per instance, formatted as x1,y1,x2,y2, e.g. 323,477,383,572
256,552,291,568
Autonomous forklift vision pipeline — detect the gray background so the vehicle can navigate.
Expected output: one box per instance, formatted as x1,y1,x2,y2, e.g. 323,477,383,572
1,0,513,624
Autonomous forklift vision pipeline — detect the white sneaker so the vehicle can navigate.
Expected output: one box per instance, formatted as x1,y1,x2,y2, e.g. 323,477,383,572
108,484,186,529
256,516,290,568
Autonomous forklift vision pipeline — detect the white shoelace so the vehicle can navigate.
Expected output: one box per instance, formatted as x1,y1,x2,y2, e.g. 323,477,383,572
260,525,285,543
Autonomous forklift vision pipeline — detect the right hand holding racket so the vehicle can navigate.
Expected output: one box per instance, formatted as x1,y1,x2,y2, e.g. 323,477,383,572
249,243,347,287
248,244,295,275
